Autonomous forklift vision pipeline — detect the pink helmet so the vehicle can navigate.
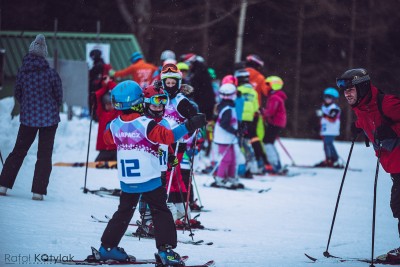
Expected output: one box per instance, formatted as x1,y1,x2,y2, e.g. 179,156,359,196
221,75,238,87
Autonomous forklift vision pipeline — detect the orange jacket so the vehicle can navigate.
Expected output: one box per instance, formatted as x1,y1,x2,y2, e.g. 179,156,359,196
114,59,158,88
246,67,270,106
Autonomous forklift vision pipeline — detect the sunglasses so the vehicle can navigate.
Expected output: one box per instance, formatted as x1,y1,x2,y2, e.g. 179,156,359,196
161,63,179,74
144,94,168,106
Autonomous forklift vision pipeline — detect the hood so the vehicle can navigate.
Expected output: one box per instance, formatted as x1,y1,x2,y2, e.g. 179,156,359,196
19,53,50,73
270,90,287,100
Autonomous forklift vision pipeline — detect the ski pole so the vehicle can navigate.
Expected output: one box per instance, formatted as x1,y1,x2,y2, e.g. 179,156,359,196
192,174,203,209
324,135,358,258
166,141,180,200
277,137,296,166
370,142,382,267
0,149,3,166
83,103,95,194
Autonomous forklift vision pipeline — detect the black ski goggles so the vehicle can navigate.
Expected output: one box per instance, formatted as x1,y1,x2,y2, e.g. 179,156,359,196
336,75,370,90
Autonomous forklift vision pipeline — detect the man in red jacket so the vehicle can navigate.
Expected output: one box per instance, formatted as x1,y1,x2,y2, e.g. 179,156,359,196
337,68,400,261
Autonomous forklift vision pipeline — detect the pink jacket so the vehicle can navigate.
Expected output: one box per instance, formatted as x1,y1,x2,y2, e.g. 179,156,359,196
262,90,287,128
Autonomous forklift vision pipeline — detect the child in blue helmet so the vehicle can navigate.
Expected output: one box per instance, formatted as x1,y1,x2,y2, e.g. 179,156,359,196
315,87,343,168
95,80,206,265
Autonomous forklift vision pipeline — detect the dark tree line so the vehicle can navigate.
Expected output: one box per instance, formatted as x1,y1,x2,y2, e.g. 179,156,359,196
2,0,400,139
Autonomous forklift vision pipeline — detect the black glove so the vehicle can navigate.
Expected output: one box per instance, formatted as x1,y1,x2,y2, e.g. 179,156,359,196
351,122,363,138
168,154,179,168
185,113,207,132
375,124,397,143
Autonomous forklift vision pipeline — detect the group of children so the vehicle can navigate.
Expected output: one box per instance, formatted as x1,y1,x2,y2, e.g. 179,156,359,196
91,50,344,264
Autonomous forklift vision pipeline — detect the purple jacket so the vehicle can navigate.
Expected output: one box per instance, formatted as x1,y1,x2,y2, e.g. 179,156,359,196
15,54,63,127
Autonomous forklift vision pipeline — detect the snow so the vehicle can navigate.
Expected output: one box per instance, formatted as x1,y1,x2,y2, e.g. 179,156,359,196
0,96,397,267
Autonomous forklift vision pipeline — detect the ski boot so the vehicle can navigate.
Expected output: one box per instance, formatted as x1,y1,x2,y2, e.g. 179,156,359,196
189,199,202,212
155,245,184,266
386,247,400,263
97,246,134,262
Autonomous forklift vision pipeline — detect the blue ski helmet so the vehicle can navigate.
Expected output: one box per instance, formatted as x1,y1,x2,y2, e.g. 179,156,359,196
130,52,143,64
111,81,143,110
323,87,339,98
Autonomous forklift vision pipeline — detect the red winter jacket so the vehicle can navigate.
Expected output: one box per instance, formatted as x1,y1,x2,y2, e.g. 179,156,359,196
95,81,121,151
353,85,400,173
262,90,287,128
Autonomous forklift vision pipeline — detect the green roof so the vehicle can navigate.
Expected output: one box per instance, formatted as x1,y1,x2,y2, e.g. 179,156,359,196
0,31,141,77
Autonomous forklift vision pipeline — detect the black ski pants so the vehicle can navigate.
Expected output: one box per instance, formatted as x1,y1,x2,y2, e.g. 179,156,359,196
101,186,177,249
390,173,400,235
0,124,58,195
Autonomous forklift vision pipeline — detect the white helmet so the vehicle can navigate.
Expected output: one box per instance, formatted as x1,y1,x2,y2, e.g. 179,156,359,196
160,50,176,61
218,83,237,100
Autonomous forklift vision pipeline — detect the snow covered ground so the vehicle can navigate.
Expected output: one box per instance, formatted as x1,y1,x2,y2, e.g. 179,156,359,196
0,97,397,267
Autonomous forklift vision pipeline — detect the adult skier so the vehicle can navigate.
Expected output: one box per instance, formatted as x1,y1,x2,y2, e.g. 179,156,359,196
337,68,400,262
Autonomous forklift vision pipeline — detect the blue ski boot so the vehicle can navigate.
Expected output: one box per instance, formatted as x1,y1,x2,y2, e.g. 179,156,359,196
98,246,132,262
155,245,184,266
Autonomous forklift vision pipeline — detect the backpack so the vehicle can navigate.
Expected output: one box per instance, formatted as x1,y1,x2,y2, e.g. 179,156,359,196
376,90,400,125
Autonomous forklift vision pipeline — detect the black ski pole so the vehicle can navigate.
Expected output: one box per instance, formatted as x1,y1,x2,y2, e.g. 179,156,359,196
370,142,382,267
0,150,3,166
83,103,95,194
324,135,358,258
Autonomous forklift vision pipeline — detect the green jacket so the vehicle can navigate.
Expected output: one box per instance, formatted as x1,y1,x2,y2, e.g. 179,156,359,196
237,83,259,122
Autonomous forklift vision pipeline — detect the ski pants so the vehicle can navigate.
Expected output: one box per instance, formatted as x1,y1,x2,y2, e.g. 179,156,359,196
95,150,117,162
0,123,58,195
321,135,339,162
390,173,400,236
101,186,177,249
216,144,236,179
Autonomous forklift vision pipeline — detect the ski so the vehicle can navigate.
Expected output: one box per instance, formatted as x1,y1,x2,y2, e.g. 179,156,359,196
293,164,362,172
85,188,121,197
54,161,118,169
124,230,213,246
91,215,138,226
304,253,397,265
203,183,271,194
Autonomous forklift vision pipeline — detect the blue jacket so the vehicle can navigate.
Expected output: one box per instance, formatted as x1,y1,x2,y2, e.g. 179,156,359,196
15,54,63,127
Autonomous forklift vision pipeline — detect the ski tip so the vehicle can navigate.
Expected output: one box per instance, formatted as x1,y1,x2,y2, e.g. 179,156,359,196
304,253,317,262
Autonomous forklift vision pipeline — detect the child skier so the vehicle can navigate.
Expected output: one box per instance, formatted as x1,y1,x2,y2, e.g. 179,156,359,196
212,83,243,189
160,63,200,226
315,87,342,168
94,76,121,161
96,80,206,265
262,76,287,174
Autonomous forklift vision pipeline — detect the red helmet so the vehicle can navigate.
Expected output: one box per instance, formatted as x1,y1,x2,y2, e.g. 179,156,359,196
143,84,168,118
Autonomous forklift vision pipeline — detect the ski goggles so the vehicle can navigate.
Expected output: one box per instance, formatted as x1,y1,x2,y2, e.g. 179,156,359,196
161,63,179,74
144,94,168,106
336,75,370,90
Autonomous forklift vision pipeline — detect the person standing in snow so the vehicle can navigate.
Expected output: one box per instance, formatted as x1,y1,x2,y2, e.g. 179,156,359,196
338,68,400,261
109,52,157,88
161,63,203,227
314,87,342,168
212,83,243,189
0,34,63,200
97,80,206,265
262,76,287,174
94,76,121,162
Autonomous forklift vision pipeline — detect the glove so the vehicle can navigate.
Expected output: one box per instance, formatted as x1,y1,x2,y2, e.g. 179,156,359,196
375,124,397,143
315,109,323,117
108,69,116,77
185,113,207,132
168,154,179,168
351,122,363,138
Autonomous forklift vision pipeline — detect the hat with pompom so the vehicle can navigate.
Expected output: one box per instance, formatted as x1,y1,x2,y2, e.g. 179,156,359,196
29,34,48,58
